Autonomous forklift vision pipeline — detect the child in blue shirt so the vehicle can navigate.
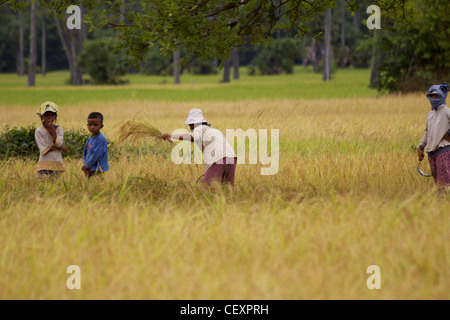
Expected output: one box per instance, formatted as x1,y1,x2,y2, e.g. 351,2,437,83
82,112,109,178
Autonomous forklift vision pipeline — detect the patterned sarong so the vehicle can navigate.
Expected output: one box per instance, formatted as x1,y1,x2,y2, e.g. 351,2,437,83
429,150,450,188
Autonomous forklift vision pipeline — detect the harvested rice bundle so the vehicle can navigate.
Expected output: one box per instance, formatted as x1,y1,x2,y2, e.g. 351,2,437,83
116,119,167,144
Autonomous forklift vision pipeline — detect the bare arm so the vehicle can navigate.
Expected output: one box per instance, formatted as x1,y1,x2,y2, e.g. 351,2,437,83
444,130,450,142
48,145,67,153
419,123,427,150
417,123,428,161
162,133,194,142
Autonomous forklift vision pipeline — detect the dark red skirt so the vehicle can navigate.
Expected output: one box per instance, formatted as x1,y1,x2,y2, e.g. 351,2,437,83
203,157,237,186
429,150,450,188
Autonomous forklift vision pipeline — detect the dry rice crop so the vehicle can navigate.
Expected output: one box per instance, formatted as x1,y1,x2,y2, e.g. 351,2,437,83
115,119,165,144
0,94,448,300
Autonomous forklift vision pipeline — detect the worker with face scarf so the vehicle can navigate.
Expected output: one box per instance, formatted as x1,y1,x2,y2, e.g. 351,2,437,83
418,83,450,191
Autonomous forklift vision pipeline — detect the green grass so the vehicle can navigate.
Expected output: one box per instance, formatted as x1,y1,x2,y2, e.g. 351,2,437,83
0,67,378,106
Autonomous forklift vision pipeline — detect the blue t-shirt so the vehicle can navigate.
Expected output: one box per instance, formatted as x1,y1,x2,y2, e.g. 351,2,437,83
83,133,109,172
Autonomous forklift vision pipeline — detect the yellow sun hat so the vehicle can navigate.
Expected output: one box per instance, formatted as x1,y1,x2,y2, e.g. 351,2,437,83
37,101,59,117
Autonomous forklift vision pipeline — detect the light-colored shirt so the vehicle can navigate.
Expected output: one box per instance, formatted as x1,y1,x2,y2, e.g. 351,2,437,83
192,125,236,172
35,126,65,172
419,104,450,153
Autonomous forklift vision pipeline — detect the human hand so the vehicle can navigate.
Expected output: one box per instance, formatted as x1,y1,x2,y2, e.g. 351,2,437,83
45,125,57,144
46,124,56,136
59,145,67,152
162,133,171,140
417,148,425,161
444,131,450,142
81,166,90,176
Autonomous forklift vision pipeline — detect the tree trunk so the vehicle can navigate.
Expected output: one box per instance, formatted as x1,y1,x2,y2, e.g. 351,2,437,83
55,16,75,82
311,38,317,72
73,26,83,85
41,9,46,77
353,9,360,31
120,0,125,24
17,10,25,76
28,0,37,87
55,12,83,85
370,30,380,89
340,0,346,68
222,57,231,83
232,48,239,80
173,48,180,84
323,8,331,81
72,3,87,85
68,31,80,85
81,3,88,41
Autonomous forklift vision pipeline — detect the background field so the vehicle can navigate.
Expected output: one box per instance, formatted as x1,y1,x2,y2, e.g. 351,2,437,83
0,67,377,106
0,68,448,300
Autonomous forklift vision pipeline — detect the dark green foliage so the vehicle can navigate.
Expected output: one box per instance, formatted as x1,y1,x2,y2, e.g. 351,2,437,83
141,45,174,76
352,36,373,69
249,38,305,75
0,5,69,73
0,126,39,160
63,128,93,159
0,125,91,160
185,56,218,75
141,44,217,76
77,40,129,84
375,0,450,92
0,6,19,73
44,0,342,64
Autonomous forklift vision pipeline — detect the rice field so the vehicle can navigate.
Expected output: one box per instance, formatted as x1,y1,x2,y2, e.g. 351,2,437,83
0,69,448,300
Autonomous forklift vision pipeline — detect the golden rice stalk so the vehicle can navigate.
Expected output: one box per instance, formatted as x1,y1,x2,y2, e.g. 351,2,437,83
116,119,165,144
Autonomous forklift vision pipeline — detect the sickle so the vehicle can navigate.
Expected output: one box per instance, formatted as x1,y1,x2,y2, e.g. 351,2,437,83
417,160,433,178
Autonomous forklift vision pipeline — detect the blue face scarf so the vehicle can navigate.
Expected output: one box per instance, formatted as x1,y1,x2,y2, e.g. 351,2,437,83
427,83,449,110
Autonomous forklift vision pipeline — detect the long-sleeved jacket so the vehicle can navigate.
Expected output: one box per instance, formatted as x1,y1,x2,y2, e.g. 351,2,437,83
83,133,109,172
419,104,450,157
35,125,65,172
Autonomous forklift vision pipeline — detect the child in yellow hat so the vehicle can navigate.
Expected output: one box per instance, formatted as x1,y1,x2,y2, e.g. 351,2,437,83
35,101,67,179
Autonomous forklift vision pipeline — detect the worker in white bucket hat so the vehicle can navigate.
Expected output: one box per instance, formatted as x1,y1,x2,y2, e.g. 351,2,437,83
162,109,237,188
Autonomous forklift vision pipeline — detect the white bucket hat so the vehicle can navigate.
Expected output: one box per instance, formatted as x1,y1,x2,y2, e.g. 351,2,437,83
184,108,207,125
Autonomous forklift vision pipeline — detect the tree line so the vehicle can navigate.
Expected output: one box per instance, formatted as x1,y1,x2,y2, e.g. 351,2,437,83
1,0,448,92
